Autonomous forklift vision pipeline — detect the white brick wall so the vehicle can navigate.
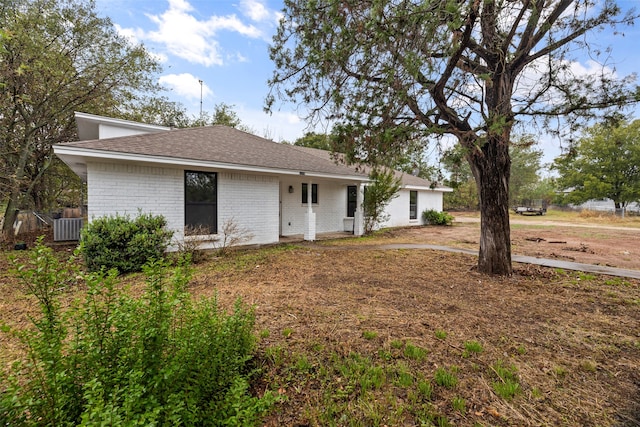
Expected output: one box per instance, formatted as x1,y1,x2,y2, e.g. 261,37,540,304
379,188,445,228
279,178,348,236
87,161,280,248
87,162,184,239
217,172,279,245
86,160,447,246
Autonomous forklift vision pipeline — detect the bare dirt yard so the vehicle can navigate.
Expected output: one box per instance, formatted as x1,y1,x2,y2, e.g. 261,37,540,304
1,211,639,426
426,211,640,271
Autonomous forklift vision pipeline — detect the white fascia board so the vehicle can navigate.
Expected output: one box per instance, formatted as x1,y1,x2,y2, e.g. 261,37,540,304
75,112,170,141
403,184,454,192
75,112,170,132
53,145,370,182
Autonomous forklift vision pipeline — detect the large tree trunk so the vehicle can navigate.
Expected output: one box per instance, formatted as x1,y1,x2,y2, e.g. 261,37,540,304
468,135,512,275
2,193,20,240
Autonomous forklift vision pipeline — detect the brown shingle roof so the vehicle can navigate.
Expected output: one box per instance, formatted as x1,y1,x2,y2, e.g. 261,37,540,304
290,145,449,190
59,125,368,178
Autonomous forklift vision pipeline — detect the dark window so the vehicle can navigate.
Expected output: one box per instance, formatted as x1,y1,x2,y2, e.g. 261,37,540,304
185,171,217,234
409,190,418,220
347,185,357,217
302,183,318,204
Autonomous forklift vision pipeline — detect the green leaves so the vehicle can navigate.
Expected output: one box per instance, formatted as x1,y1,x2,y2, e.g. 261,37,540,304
554,120,640,208
79,212,173,274
2,243,272,426
363,168,401,233
0,0,175,236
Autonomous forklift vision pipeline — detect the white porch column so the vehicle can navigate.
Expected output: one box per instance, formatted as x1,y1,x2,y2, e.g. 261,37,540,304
353,182,365,236
304,180,316,241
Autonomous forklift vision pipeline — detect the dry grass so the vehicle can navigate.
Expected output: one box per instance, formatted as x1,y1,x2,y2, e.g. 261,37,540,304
1,224,639,426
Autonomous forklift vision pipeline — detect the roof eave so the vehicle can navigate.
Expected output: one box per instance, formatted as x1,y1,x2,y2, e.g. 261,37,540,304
75,111,171,141
403,184,454,192
53,145,370,182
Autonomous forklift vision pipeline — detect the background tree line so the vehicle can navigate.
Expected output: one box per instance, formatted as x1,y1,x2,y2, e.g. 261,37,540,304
0,0,257,240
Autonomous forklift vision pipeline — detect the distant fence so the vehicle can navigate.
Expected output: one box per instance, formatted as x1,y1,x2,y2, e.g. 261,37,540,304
53,218,83,242
553,204,640,217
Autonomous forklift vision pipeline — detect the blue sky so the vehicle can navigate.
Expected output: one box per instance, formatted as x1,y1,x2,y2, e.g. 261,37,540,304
95,0,307,142
95,0,640,165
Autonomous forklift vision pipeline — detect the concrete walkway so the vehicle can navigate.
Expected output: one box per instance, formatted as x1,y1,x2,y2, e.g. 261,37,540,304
379,243,640,279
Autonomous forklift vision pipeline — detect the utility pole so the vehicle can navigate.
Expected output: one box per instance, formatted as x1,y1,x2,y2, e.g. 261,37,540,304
198,79,203,124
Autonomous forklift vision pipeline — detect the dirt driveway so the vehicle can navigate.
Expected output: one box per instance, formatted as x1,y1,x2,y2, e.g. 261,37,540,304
366,213,640,271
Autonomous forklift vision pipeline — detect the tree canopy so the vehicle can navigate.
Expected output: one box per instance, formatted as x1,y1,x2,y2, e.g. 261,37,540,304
267,0,639,275
294,132,335,151
0,0,174,237
508,138,544,206
553,119,640,209
441,138,547,210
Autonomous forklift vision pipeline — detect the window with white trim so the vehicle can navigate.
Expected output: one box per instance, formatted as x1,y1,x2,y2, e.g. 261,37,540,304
185,171,217,234
347,185,357,217
302,183,318,204
409,190,418,220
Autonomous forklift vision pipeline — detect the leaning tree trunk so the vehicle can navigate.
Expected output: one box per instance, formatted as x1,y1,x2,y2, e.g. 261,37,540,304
467,135,512,275
1,193,20,240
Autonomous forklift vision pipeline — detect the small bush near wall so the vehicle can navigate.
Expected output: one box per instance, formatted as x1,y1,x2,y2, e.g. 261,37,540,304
422,209,454,226
79,212,173,273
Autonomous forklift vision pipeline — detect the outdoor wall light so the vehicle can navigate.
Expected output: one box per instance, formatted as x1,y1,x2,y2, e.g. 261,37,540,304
288,185,294,193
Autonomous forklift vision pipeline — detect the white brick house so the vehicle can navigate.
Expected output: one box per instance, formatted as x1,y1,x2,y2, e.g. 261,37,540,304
54,112,451,249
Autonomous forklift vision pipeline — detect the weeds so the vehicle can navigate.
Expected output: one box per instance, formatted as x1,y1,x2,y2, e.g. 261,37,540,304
404,342,428,360
393,362,414,387
390,339,404,349
362,330,378,340
462,340,483,357
417,380,433,400
491,360,521,400
434,366,458,389
1,240,275,425
282,327,294,338
451,396,466,414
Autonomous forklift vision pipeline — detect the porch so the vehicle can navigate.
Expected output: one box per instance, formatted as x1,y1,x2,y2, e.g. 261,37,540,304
278,231,354,244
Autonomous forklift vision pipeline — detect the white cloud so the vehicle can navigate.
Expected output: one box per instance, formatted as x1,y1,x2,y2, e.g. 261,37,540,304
240,0,270,22
114,23,143,44
234,106,311,142
117,0,263,67
159,73,213,100
229,52,249,63
514,56,618,109
148,51,169,64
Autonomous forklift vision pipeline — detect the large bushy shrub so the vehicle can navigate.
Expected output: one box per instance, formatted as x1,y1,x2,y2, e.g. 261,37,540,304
1,240,276,426
422,209,454,226
79,212,173,273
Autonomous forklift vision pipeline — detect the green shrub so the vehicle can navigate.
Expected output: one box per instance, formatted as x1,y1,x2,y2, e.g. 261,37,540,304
79,212,173,273
1,240,275,426
421,209,454,226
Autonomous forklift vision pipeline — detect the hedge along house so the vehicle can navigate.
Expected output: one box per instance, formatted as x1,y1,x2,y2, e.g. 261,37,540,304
54,112,451,249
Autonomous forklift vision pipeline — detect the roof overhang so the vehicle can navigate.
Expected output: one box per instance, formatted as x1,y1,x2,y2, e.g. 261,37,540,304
53,145,371,183
403,184,454,192
75,111,170,141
